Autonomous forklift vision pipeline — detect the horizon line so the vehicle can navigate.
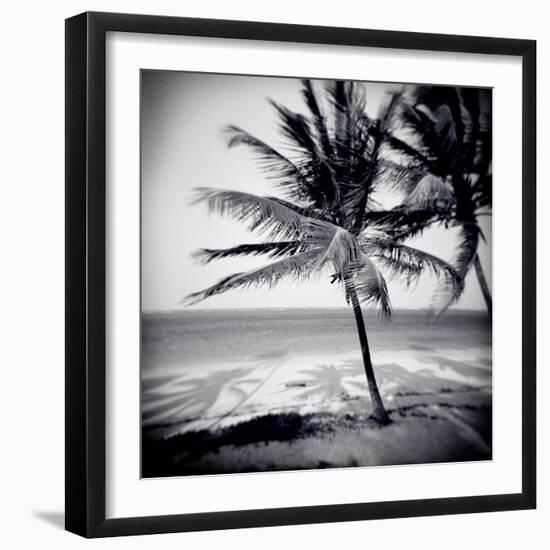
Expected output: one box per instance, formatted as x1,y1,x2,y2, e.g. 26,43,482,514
142,305,487,314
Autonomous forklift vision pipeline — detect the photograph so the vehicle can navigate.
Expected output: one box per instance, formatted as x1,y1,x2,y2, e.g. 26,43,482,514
140,70,493,478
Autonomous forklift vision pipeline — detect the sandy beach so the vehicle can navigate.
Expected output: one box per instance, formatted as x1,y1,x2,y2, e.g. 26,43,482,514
141,308,492,477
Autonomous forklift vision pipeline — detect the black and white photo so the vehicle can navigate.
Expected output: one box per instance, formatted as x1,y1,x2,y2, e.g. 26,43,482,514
140,71,493,477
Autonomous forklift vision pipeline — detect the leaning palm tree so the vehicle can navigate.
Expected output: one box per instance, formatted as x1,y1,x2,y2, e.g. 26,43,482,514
368,86,492,318
183,80,459,425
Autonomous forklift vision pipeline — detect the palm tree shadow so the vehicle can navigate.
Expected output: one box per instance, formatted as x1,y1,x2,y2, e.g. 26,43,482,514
142,352,288,433
142,367,256,426
32,511,64,530
427,355,492,382
207,352,287,429
376,362,447,394
375,361,485,395
287,362,365,402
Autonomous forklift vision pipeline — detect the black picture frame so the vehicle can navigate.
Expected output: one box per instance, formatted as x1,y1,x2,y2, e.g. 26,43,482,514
65,11,536,538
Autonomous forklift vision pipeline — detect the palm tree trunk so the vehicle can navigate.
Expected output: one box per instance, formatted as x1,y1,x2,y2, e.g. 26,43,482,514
346,282,391,425
473,253,492,320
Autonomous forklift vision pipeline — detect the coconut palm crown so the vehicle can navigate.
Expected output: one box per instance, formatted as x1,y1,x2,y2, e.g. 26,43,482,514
183,80,460,425
366,86,492,317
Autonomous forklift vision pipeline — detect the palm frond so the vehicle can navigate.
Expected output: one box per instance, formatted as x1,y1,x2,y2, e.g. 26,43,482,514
182,248,323,305
191,188,311,240
301,79,332,158
472,173,492,210
412,85,465,151
267,99,341,210
225,126,322,203
327,81,368,156
362,207,453,240
269,100,319,154
193,241,304,264
402,174,456,210
382,132,439,175
267,196,329,221
378,90,402,130
456,87,479,171
432,222,481,316
455,88,492,203
399,102,440,146
372,159,424,194
472,88,492,177
453,222,480,277
313,227,361,273
363,235,460,292
346,92,402,234
225,125,303,181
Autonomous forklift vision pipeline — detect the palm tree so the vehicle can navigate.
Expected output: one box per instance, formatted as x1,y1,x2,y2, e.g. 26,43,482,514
183,80,459,425
367,86,492,318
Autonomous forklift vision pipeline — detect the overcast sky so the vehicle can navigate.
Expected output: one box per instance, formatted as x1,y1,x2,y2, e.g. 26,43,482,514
141,70,491,312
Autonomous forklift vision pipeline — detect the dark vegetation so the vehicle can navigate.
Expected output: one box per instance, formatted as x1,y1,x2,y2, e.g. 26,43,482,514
142,403,491,477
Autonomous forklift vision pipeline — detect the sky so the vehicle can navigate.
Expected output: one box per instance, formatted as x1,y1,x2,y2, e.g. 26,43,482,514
141,70,492,312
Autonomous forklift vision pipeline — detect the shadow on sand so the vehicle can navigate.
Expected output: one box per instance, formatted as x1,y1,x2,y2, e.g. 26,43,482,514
143,352,287,436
